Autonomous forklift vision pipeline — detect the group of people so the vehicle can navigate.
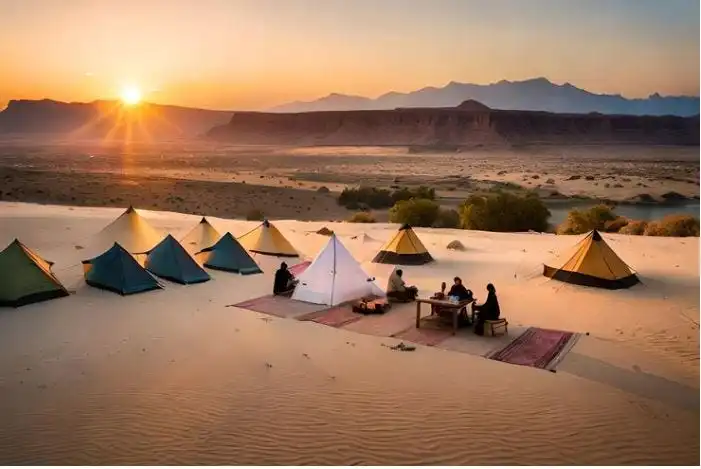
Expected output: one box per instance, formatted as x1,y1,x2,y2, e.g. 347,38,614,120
387,270,500,336
275,262,500,336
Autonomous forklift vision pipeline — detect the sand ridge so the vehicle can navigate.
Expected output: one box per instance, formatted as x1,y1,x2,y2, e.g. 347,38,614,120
0,202,697,465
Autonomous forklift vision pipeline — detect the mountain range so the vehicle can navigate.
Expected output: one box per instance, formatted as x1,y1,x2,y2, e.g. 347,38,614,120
269,78,699,117
0,99,231,140
208,100,699,147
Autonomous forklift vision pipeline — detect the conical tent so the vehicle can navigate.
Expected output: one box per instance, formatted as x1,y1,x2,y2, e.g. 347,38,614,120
83,243,162,295
0,239,69,307
95,206,164,254
293,234,384,306
196,233,262,275
543,230,639,289
180,217,222,253
145,235,210,285
238,219,298,257
372,224,433,265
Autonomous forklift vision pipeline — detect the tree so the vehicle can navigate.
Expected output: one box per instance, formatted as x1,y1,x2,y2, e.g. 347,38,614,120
389,198,440,227
459,192,550,232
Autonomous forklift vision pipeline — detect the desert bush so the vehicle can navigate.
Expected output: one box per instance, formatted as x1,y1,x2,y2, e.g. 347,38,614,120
585,175,595,181
338,185,435,209
389,198,440,227
644,215,700,237
603,217,629,233
613,183,624,188
557,204,617,234
316,186,330,194
446,240,466,251
531,174,540,180
619,220,648,235
246,209,265,221
459,192,550,232
566,175,581,181
545,178,555,184
432,208,460,228
347,211,377,223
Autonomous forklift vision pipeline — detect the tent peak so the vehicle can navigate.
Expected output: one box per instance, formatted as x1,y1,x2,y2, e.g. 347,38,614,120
400,223,412,230
262,219,271,228
125,206,136,214
591,230,602,241
199,217,208,224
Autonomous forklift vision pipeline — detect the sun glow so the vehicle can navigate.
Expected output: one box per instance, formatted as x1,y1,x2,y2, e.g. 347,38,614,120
120,86,142,105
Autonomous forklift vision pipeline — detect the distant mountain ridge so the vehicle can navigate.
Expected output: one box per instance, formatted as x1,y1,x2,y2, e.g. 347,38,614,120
208,100,699,147
0,99,232,140
270,77,700,117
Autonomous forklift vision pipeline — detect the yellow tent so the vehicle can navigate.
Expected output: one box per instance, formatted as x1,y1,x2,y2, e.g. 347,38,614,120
237,219,298,257
180,217,222,253
372,224,433,265
95,206,164,254
543,230,639,289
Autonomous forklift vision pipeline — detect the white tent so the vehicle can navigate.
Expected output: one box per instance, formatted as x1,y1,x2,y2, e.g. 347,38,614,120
292,234,384,306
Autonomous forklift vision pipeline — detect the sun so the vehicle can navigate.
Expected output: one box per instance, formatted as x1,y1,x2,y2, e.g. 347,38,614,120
120,86,142,106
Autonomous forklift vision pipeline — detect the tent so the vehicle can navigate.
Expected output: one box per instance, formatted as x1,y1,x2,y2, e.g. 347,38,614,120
372,224,434,265
238,219,298,257
0,239,69,307
95,206,164,253
83,243,163,295
293,234,384,306
196,233,262,275
180,217,221,253
145,235,210,285
543,230,639,289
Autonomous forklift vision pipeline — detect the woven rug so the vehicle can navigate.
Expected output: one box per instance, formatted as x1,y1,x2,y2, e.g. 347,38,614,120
486,327,580,370
299,305,363,328
391,324,454,347
232,295,328,319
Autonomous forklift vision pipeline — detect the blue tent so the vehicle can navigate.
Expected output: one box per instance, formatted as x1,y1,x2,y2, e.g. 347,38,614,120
196,232,262,275
83,243,162,295
145,235,210,285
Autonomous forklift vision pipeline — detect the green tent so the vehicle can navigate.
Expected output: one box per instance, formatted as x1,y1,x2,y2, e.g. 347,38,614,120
145,235,210,285
0,239,69,307
196,232,262,275
83,243,162,295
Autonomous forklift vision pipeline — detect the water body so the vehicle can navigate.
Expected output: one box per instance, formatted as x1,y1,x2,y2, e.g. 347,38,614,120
546,202,700,226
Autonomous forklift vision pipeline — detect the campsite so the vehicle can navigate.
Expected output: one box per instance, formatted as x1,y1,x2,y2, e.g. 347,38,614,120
0,201,697,465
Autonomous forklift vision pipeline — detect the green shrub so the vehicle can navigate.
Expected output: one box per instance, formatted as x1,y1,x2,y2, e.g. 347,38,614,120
433,208,460,228
347,211,376,223
644,215,700,237
603,217,629,233
459,192,550,232
246,209,265,221
557,204,617,234
337,185,435,210
619,220,648,235
389,198,440,227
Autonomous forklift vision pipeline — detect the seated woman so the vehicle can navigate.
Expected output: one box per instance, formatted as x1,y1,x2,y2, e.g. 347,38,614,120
273,262,298,296
386,269,418,302
433,278,473,325
430,282,447,315
473,283,501,336
447,277,473,301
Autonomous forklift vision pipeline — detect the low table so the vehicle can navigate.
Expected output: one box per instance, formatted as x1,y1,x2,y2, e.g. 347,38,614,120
415,298,475,335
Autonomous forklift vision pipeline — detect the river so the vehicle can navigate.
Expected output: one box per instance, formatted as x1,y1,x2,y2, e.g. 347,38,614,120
546,202,700,226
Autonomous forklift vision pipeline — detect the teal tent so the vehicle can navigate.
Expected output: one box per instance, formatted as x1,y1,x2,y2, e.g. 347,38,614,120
83,243,162,295
196,232,262,275
145,235,210,285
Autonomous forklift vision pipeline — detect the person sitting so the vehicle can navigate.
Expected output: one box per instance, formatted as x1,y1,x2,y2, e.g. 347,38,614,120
430,282,447,315
273,262,298,296
447,277,473,301
473,283,501,336
386,269,418,302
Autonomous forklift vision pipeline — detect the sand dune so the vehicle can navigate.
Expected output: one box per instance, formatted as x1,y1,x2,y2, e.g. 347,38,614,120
0,202,697,465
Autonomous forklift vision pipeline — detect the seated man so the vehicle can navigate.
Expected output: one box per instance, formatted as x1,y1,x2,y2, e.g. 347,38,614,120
434,277,473,326
273,262,298,296
473,283,501,336
386,269,418,302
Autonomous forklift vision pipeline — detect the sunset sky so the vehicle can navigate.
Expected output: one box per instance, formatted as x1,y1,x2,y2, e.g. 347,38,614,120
1,0,698,110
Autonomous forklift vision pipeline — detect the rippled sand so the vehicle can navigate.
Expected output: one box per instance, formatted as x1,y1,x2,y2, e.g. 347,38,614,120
0,202,697,465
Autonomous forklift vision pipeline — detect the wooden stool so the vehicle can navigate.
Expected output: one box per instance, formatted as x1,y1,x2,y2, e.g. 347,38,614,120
484,318,508,337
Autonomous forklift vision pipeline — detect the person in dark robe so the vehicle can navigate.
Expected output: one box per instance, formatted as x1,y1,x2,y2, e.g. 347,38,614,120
447,277,473,301
273,262,297,296
473,283,501,336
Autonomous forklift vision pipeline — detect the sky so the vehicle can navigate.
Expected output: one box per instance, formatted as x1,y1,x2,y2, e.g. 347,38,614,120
0,0,698,110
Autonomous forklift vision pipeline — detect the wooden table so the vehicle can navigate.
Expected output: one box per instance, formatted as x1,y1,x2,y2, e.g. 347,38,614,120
415,298,475,335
